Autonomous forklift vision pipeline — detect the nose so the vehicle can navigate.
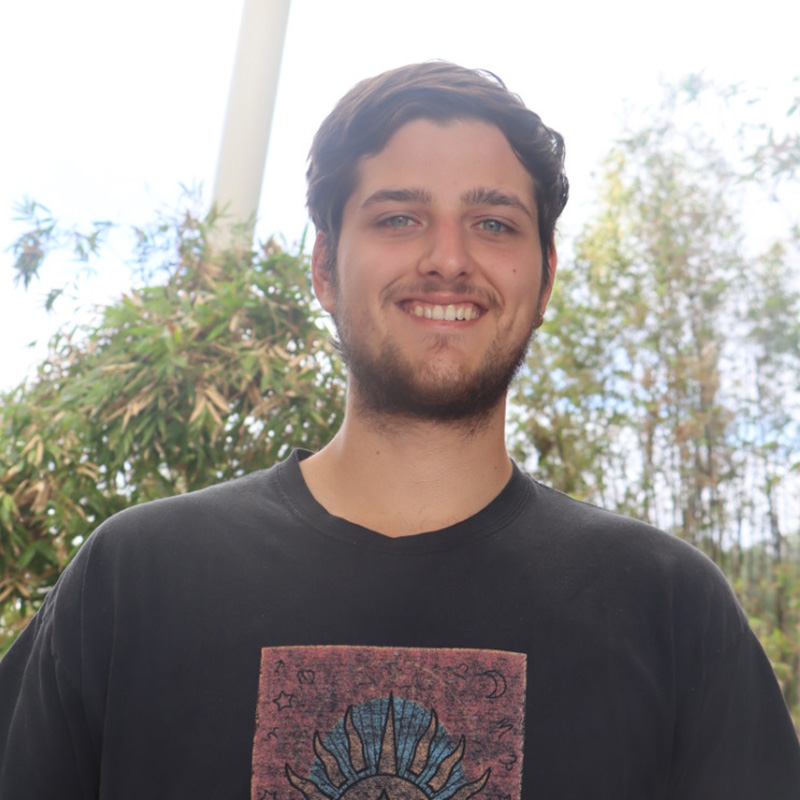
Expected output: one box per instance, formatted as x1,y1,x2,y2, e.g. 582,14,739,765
418,219,472,280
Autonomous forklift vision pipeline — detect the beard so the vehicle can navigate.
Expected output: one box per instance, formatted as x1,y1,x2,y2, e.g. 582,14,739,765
334,309,536,427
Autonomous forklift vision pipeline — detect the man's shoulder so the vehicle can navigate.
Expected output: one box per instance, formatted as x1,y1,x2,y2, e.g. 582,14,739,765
525,473,666,541
523,473,738,598
519,472,750,658
111,467,271,524
86,455,298,555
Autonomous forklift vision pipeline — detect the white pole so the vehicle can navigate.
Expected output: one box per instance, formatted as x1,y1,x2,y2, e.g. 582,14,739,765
211,0,291,248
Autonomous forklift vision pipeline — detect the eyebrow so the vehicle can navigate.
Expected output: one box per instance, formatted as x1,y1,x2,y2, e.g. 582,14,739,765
361,186,533,220
361,188,433,208
461,187,534,220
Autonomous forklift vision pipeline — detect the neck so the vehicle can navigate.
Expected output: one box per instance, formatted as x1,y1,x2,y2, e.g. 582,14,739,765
299,393,512,537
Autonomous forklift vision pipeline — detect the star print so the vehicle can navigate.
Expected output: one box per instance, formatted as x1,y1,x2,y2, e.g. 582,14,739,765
272,691,294,711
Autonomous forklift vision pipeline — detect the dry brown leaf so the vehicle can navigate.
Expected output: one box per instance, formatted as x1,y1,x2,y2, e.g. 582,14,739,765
188,396,207,425
204,386,229,413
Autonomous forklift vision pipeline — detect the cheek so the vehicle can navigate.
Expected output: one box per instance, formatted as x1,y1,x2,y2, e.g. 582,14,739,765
333,284,375,333
502,266,540,306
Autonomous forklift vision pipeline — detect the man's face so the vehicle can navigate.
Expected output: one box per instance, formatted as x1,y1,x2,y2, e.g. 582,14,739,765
312,118,556,425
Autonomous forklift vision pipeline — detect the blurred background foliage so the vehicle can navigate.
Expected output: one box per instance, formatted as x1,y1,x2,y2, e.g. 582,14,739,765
2,78,799,730
512,77,800,728
1,200,345,644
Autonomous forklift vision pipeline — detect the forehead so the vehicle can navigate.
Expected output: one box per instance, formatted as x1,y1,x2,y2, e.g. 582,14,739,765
348,118,536,209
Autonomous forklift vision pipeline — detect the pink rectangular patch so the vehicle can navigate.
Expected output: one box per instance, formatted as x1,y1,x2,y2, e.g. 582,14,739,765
252,645,526,799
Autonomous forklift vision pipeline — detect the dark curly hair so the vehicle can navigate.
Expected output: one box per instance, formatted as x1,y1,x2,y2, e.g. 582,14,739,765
306,61,569,287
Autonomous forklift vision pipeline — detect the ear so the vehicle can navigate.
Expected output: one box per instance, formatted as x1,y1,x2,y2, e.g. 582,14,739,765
311,232,337,314
537,245,558,320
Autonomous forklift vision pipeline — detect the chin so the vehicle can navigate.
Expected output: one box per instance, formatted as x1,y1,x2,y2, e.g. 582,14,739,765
345,339,526,425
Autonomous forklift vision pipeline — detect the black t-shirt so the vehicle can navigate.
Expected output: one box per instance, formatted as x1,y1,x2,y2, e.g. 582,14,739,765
1,450,799,798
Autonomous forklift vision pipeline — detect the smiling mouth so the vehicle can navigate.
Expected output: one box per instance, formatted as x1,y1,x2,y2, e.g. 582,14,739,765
403,301,484,321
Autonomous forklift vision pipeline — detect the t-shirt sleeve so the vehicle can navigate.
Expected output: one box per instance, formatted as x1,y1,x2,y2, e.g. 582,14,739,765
668,616,800,797
0,537,103,798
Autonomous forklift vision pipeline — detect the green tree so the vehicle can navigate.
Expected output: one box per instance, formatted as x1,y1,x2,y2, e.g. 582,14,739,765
515,82,745,545
0,202,345,651
511,77,800,729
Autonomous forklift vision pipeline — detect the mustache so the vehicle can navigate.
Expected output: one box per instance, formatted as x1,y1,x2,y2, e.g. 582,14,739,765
383,279,500,309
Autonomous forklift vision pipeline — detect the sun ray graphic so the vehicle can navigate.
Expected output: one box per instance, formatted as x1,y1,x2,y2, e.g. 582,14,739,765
285,694,490,800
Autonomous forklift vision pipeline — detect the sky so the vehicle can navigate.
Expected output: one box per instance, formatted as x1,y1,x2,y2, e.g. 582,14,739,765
1,0,798,389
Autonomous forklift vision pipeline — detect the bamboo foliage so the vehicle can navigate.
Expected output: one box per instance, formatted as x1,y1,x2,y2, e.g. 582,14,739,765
0,205,345,648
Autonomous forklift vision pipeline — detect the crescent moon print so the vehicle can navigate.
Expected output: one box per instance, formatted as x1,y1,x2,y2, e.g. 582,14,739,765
251,646,526,800
481,670,507,699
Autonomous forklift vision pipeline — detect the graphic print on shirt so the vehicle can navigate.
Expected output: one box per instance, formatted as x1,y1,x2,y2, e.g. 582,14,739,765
251,646,526,800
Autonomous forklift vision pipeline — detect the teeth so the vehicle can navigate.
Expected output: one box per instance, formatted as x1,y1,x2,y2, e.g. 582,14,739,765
409,303,480,321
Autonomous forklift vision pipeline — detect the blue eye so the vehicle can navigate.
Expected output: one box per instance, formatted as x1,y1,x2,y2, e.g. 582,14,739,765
480,219,510,234
380,215,414,228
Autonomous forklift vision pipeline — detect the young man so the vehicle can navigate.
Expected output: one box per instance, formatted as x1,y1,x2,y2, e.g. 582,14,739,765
1,62,799,799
